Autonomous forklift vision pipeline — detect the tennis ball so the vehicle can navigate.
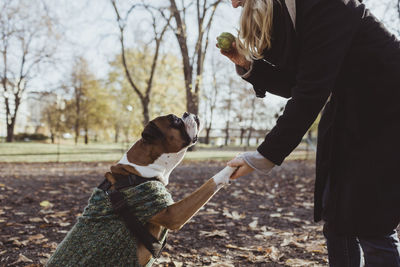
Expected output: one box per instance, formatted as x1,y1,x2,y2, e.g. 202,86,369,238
217,32,235,52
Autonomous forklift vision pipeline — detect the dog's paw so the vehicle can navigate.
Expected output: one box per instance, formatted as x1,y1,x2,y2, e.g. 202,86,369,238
212,166,237,189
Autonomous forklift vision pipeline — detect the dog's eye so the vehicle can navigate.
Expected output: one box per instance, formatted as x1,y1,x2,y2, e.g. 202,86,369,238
174,117,182,126
169,115,182,127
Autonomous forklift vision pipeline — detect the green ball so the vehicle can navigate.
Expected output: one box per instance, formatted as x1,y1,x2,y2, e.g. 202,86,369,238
217,32,235,52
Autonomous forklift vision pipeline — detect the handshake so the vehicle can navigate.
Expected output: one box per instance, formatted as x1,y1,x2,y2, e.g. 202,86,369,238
212,151,275,189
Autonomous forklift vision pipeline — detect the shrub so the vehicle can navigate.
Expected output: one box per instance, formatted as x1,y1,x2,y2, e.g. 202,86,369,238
14,133,48,141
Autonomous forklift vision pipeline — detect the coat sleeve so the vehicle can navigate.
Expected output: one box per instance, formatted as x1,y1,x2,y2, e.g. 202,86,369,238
257,0,362,165
242,59,295,98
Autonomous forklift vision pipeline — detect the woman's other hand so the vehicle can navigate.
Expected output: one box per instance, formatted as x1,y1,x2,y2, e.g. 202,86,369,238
216,42,251,70
227,155,254,180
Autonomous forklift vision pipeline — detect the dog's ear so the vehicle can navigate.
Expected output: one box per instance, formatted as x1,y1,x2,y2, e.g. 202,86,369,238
141,122,164,143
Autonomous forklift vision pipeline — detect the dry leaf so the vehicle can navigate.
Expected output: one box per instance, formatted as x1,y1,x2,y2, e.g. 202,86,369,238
223,209,245,220
28,234,45,241
225,244,252,251
173,261,183,267
285,258,319,266
248,220,258,229
270,213,281,218
265,246,282,262
199,229,228,238
40,200,53,208
29,217,43,223
13,253,33,264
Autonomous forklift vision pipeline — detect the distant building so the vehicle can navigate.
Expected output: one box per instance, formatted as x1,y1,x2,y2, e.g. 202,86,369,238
25,91,57,134
0,91,57,138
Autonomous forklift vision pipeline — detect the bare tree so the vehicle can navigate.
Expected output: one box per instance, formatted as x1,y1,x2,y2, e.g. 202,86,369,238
110,0,171,126
0,0,58,142
246,97,256,146
41,95,65,144
163,0,223,115
223,78,235,146
202,55,222,144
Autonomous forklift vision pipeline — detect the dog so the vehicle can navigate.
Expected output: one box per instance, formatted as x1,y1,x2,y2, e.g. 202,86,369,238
46,112,236,267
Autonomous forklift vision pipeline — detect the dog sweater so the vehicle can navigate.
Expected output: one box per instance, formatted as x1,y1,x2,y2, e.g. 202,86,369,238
46,180,174,267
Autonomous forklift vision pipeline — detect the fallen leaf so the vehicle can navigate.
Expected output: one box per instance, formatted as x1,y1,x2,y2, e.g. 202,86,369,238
199,229,228,238
225,244,252,251
285,258,318,266
29,217,43,223
270,213,281,218
265,246,282,262
40,200,53,208
249,220,258,229
223,209,245,220
13,253,33,264
28,234,45,241
281,237,304,248
173,261,183,267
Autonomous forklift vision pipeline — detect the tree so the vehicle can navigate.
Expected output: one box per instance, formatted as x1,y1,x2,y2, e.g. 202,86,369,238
107,48,186,142
202,54,223,144
0,0,58,142
222,77,235,146
65,57,108,144
164,0,223,115
80,81,109,144
41,96,66,144
110,0,171,126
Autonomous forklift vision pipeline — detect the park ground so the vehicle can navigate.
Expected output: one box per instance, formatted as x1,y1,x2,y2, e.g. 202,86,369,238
1,157,327,267
1,144,396,266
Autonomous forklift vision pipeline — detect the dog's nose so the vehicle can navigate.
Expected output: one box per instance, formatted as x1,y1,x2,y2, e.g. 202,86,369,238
183,112,190,118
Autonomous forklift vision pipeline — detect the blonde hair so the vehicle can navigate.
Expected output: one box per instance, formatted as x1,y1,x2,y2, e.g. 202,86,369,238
236,0,275,61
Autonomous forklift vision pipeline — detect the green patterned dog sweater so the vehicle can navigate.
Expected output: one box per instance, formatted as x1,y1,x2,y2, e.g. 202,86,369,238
46,180,174,267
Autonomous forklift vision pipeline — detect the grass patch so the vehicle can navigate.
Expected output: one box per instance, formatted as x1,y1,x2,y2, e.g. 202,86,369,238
0,142,315,163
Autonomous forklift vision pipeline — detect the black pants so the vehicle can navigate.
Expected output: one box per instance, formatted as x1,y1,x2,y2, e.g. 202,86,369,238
323,222,400,267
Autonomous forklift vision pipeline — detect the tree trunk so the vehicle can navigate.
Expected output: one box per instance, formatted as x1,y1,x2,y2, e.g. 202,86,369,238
114,126,119,143
240,128,245,145
224,121,230,146
247,127,253,147
6,121,15,142
50,132,55,144
84,127,89,144
142,98,150,126
205,127,211,144
74,124,79,144
187,88,199,115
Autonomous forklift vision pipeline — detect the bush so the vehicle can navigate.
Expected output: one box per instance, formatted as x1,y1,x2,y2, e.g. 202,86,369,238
14,133,48,141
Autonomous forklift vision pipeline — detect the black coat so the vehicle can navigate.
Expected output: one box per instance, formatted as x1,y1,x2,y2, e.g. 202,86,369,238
244,0,400,235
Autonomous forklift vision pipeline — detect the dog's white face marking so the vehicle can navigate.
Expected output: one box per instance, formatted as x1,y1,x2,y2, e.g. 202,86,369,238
118,113,201,185
182,113,201,144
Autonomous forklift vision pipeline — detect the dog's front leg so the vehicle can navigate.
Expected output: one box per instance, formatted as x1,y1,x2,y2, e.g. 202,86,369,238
149,166,236,230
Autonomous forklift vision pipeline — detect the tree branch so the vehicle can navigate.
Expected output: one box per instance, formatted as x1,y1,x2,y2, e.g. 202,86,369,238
110,0,143,100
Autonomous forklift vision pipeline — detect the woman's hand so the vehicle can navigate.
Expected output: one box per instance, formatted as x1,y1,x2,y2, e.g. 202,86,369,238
227,156,254,180
216,41,251,70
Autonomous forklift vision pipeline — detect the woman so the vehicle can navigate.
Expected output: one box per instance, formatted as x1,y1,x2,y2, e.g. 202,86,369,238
220,0,400,266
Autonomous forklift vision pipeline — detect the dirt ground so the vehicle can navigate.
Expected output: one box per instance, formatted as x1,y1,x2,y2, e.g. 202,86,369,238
0,160,392,266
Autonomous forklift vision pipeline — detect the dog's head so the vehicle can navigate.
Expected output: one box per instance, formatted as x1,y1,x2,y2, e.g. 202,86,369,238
141,112,201,153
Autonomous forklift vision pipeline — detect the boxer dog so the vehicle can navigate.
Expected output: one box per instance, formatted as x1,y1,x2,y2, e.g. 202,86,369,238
46,112,236,267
